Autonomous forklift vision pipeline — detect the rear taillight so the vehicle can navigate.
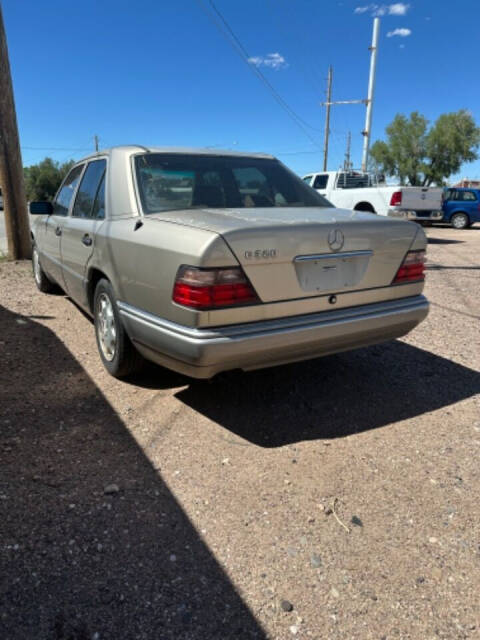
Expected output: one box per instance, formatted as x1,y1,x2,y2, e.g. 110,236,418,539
172,266,259,309
390,191,402,206
393,250,426,284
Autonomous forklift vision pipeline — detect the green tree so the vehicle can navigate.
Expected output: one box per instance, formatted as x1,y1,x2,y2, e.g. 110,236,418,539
24,157,75,201
370,110,480,186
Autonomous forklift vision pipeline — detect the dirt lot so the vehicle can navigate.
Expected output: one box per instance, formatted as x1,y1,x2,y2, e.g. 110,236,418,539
1,225,479,640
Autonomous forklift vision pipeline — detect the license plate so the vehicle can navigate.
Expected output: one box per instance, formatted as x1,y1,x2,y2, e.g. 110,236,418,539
294,251,372,292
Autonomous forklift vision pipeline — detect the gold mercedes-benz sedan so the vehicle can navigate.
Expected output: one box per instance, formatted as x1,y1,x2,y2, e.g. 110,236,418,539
29,146,429,379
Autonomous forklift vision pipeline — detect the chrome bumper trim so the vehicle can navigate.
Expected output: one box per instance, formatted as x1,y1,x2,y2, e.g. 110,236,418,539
118,296,429,378
388,209,443,221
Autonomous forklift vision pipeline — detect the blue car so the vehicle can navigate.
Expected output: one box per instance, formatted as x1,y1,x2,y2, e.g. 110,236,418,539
442,187,480,229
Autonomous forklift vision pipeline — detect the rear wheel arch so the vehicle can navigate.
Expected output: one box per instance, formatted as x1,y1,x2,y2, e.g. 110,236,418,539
87,267,110,313
354,202,376,213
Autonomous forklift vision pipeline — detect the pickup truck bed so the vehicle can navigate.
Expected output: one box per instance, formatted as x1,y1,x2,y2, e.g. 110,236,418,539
303,171,443,221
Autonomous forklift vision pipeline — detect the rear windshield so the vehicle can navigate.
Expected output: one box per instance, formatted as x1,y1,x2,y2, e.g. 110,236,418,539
134,154,330,214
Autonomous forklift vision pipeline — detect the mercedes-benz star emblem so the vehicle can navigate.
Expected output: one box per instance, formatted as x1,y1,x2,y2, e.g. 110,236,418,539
327,228,344,252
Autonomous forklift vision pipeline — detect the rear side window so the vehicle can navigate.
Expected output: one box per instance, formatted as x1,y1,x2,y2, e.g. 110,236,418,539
72,160,107,218
92,174,106,219
313,174,328,189
460,190,477,201
54,165,84,216
336,172,370,189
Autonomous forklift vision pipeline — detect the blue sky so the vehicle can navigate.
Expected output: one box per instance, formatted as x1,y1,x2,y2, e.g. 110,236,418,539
3,0,480,181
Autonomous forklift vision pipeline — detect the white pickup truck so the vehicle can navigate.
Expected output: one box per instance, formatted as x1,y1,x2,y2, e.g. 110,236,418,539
302,170,443,222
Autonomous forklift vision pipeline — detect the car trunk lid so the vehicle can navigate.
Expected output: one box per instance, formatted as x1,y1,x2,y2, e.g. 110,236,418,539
149,207,420,302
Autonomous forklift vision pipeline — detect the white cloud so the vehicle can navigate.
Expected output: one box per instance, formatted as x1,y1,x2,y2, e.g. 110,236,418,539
248,52,288,70
354,3,410,17
386,27,412,37
388,3,410,15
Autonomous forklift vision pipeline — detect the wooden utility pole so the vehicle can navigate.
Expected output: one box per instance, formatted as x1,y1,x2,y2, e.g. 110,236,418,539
0,4,31,259
344,131,352,171
322,66,332,172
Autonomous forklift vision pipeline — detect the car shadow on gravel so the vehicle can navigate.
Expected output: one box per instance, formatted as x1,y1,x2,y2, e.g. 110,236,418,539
427,237,465,245
427,265,480,270
0,304,265,640
176,341,480,447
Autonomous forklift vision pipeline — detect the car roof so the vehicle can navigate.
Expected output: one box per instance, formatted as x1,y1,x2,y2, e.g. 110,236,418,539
76,145,275,164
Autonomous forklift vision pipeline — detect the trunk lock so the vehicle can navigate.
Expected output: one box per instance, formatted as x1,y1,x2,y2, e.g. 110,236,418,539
329,295,337,305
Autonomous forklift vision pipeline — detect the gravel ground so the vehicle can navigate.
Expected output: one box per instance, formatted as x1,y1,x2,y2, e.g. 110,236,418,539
1,225,479,640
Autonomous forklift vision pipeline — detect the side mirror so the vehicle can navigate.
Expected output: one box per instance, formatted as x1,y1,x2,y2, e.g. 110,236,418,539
29,201,53,215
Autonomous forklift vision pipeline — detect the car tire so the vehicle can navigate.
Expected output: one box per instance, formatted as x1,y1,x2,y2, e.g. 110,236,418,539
451,212,469,229
32,243,55,293
93,278,143,378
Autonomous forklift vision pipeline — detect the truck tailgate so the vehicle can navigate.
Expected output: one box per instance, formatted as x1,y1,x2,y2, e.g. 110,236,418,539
401,187,443,211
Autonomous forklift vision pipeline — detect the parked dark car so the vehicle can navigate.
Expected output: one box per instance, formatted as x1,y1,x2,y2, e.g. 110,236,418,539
442,187,480,229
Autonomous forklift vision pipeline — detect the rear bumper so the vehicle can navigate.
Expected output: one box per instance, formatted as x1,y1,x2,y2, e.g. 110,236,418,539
118,295,429,379
388,209,443,221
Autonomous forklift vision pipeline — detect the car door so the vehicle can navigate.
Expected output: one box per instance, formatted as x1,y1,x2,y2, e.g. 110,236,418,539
41,164,85,286
442,188,455,221
459,189,478,221
60,159,107,307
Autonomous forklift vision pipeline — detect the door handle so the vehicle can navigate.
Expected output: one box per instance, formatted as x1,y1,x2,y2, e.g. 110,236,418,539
82,234,92,247
55,226,62,236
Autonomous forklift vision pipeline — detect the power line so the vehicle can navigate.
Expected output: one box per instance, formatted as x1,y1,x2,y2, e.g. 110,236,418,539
265,0,325,103
196,0,321,148
275,149,320,156
21,146,91,151
208,0,321,137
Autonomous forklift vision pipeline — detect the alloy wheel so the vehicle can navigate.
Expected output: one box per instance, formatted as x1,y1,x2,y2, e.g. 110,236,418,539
33,247,42,285
96,293,117,361
452,214,468,229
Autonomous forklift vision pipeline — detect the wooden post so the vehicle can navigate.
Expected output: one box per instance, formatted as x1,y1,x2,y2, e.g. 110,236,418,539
0,4,31,260
322,66,332,172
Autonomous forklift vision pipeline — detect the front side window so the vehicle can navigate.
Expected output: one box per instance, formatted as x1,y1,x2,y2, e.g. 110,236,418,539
54,165,84,216
134,154,330,214
72,160,106,218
